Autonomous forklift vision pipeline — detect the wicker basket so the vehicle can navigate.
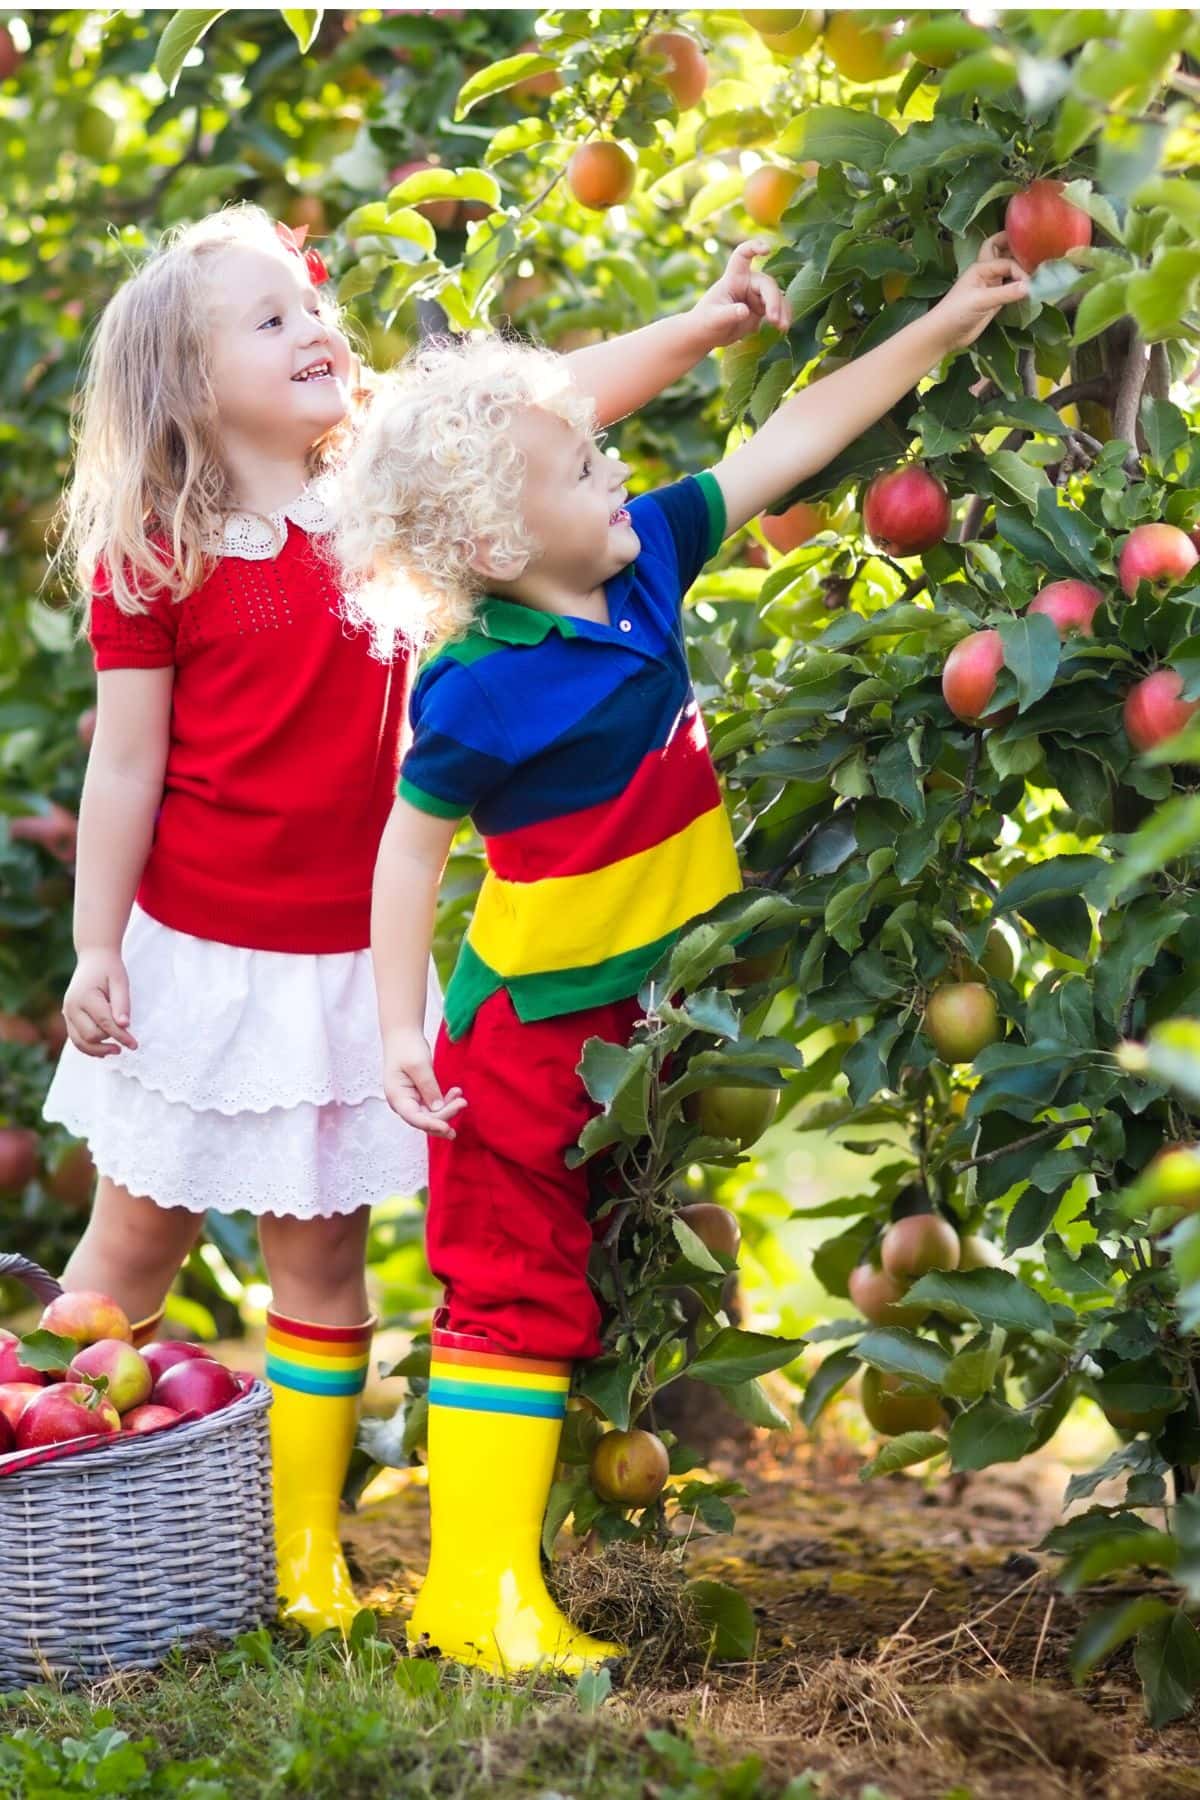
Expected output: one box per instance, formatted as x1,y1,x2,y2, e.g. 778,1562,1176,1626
0,1255,276,1689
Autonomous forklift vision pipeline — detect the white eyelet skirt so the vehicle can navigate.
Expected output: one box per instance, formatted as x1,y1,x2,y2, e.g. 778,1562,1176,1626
43,905,441,1219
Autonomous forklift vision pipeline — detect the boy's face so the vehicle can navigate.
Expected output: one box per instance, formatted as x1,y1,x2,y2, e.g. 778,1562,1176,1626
507,407,639,594
205,243,352,454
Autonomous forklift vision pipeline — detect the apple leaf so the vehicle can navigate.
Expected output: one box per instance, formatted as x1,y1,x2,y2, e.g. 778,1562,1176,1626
687,1327,805,1387
903,1268,1055,1336
154,9,227,94
1135,1610,1200,1726
15,1329,76,1373
998,612,1061,713
1070,1596,1173,1683
684,1579,757,1661
859,1431,947,1480
949,1397,1037,1470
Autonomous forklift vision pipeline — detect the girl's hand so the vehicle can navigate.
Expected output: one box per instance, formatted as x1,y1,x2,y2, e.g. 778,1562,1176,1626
691,241,792,348
929,233,1029,353
383,1026,466,1138
62,949,137,1057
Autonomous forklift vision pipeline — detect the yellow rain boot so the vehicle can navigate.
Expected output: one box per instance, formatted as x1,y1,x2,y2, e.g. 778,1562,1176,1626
408,1333,624,1676
265,1309,374,1635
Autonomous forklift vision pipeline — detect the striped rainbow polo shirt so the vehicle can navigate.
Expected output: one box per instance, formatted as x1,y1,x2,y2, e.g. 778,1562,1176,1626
399,473,741,1039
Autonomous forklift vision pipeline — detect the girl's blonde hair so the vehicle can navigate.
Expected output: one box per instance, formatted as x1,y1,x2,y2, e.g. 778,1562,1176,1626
331,336,596,656
58,203,354,615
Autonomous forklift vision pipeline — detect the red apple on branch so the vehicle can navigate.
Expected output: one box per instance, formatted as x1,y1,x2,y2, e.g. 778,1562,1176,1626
848,1263,926,1327
924,982,1001,1063
1118,524,1198,598
1124,669,1198,754
863,465,950,556
760,501,827,553
1027,579,1103,636
941,630,1014,726
1004,180,1092,273
881,1213,961,1282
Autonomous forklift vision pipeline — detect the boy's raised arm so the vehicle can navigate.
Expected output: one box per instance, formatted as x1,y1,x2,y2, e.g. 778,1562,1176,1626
564,241,791,429
712,236,1029,539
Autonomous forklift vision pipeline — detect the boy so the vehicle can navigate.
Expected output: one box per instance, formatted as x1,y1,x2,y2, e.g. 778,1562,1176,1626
334,234,1028,1674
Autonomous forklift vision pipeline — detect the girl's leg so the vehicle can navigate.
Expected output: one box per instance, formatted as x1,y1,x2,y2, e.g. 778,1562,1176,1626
61,1176,203,1340
257,1209,371,1326
258,1208,374,1636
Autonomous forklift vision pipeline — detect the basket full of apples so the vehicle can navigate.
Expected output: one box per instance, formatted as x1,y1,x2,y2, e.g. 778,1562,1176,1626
0,1254,275,1688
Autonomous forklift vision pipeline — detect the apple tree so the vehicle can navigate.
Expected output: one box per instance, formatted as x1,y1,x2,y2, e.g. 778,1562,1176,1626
314,5,1200,1716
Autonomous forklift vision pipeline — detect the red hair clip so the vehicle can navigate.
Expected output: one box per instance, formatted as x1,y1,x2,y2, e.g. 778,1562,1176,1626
275,218,329,287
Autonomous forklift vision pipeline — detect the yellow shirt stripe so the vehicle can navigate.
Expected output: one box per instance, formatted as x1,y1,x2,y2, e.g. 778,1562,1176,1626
466,803,740,979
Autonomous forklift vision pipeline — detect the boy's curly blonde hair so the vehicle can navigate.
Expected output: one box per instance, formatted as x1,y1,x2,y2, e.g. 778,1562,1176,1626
330,336,597,656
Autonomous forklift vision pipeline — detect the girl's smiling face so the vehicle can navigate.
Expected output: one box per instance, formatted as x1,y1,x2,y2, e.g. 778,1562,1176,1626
205,243,353,453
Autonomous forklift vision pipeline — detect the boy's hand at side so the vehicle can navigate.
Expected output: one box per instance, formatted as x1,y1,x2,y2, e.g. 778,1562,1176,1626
926,233,1029,352
690,240,792,347
383,1026,466,1138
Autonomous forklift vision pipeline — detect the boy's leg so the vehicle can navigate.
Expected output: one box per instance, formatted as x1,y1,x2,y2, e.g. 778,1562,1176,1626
258,1209,374,1636
411,990,639,1675
61,1176,204,1343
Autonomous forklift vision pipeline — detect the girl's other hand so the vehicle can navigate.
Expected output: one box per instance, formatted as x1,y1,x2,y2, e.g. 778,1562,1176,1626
62,949,138,1056
383,1026,466,1138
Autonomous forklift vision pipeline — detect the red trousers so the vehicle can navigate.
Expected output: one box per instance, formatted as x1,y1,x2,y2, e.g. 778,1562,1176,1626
428,988,641,1362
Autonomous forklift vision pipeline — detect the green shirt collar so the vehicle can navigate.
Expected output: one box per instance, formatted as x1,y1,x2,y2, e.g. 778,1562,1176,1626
473,596,577,645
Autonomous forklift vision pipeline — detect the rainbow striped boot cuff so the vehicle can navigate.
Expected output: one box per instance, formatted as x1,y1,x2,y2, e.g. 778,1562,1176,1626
427,1338,571,1421
265,1311,373,1397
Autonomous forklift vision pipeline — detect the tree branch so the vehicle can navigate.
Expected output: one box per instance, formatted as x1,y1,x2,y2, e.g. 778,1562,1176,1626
953,1120,1077,1173
951,732,982,866
959,494,989,544
1113,330,1149,450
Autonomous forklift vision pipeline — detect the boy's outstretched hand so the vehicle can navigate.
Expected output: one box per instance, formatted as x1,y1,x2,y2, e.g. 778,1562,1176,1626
691,240,792,347
931,233,1030,352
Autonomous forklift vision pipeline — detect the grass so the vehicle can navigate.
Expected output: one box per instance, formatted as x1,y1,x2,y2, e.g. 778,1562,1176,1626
0,1622,847,1800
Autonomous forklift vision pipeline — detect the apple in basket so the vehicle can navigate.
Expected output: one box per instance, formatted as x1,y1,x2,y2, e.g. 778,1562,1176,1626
141,1340,214,1385
69,1339,153,1414
0,1328,49,1388
16,1382,121,1449
0,1382,44,1432
38,1289,133,1351
122,1403,183,1435
0,1411,12,1455
152,1357,241,1416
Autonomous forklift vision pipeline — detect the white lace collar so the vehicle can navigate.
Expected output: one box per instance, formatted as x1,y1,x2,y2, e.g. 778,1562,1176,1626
205,479,333,561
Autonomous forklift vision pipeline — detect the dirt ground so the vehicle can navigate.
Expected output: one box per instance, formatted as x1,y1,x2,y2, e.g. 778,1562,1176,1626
342,1397,1200,1800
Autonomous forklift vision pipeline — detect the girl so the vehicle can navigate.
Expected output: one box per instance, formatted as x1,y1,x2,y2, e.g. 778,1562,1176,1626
44,203,789,1634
